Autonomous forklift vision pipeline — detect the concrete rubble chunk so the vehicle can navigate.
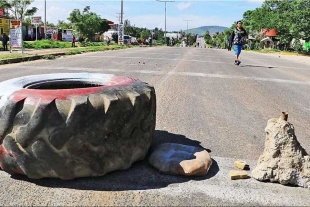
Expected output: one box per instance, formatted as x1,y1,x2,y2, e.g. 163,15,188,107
252,112,310,188
230,170,248,180
148,143,212,176
234,160,249,170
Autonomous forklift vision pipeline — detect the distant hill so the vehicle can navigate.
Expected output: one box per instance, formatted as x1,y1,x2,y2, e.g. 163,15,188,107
185,26,228,36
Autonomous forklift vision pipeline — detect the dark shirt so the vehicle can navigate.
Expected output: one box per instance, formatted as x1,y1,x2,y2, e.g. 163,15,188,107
2,35,8,43
230,27,248,45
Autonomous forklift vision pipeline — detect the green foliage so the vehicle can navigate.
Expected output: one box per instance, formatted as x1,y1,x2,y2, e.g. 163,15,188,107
0,0,38,20
293,39,303,53
67,6,110,40
57,20,74,29
153,28,164,41
140,30,151,40
239,0,310,52
204,30,212,44
24,17,31,24
65,49,83,55
187,33,197,46
23,40,72,49
80,41,105,47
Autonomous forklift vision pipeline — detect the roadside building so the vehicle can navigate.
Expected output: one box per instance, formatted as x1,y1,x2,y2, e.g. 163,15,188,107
103,20,118,42
260,28,277,49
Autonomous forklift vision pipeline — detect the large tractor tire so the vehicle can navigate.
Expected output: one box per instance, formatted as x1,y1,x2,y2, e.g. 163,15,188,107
0,73,156,180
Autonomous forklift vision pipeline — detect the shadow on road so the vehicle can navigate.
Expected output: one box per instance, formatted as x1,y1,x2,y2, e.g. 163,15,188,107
10,130,219,191
240,65,275,69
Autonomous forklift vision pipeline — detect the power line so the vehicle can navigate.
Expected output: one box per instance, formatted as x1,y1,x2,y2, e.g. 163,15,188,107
84,0,119,16
74,0,117,19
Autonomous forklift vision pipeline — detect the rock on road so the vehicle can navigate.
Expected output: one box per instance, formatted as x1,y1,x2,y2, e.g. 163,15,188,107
0,47,310,206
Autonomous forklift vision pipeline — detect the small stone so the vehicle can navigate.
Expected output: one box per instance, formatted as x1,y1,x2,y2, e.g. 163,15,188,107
230,170,248,180
234,160,249,170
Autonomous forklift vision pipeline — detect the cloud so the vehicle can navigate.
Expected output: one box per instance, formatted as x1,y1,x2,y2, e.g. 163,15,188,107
30,1,119,24
30,1,73,24
177,1,194,11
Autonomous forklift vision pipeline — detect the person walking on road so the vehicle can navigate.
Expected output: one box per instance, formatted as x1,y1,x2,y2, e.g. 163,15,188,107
148,36,152,47
229,20,248,65
72,35,76,47
2,33,9,51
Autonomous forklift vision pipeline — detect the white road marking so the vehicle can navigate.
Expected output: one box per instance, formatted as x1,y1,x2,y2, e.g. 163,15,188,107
16,65,310,86
80,55,310,70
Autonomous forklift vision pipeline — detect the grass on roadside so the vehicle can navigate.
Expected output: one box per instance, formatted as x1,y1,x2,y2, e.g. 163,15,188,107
0,43,135,64
0,53,28,60
24,40,73,49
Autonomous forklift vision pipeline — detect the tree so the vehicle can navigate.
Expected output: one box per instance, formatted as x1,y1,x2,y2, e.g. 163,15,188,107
67,6,110,40
24,16,31,24
204,30,212,44
0,0,38,20
187,33,197,46
46,21,55,27
240,0,310,51
140,29,151,40
153,27,164,41
57,20,73,29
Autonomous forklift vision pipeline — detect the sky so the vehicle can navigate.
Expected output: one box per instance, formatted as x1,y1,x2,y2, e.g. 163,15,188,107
30,0,264,31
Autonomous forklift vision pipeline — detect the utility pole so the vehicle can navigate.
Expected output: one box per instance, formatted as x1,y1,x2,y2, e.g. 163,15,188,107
121,0,123,24
183,19,193,46
156,0,175,41
44,0,46,38
118,0,124,45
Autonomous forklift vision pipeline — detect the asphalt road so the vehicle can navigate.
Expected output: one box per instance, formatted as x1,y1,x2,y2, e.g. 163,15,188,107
0,47,310,206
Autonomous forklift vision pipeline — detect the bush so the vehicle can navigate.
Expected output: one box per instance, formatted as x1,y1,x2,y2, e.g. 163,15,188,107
80,41,105,47
65,49,83,55
293,40,303,53
24,40,72,49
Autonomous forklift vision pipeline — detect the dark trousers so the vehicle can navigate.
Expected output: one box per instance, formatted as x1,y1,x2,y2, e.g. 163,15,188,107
2,42,8,51
72,42,75,47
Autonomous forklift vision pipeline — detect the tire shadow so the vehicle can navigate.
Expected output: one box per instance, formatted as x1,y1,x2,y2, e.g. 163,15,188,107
10,130,219,191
